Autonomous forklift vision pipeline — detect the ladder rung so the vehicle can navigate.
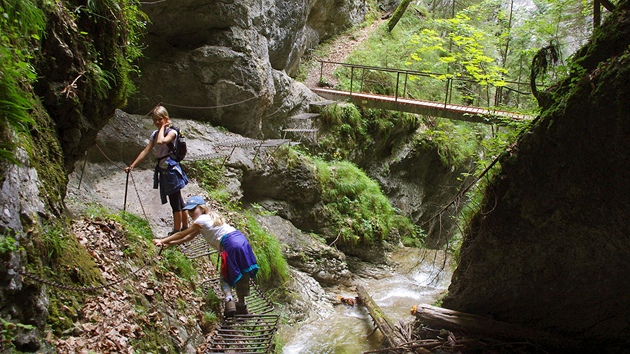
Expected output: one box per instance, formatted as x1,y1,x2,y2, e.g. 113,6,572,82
281,128,318,133
215,138,262,148
290,113,320,120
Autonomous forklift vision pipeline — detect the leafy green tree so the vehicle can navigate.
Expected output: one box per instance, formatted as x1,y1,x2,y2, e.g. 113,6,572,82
408,1,508,106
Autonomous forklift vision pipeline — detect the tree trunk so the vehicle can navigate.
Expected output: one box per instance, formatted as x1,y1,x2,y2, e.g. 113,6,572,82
414,304,582,350
387,0,412,32
357,285,408,348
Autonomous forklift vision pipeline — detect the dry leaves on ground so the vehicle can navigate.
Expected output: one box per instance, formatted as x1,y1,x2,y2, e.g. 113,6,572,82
53,218,214,353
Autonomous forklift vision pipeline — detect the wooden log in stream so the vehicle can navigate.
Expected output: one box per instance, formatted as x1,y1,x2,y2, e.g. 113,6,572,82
414,304,582,350
357,285,407,348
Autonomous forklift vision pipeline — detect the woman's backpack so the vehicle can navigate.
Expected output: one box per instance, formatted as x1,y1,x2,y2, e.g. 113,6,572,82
155,126,187,162
167,126,187,162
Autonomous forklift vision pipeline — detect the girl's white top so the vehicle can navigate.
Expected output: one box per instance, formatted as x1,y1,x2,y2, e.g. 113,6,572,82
194,214,237,251
151,129,178,169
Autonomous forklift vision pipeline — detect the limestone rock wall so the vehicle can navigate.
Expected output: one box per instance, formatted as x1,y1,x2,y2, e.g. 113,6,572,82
128,0,367,137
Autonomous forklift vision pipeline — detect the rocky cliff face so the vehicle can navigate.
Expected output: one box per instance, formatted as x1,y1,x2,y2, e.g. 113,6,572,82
128,0,367,137
1,1,144,351
443,0,630,349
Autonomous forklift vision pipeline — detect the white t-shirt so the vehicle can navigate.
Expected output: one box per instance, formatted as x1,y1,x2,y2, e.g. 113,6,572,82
151,128,177,168
194,214,237,251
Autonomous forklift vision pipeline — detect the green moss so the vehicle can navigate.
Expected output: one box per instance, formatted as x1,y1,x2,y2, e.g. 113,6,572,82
234,213,290,287
18,218,103,335
317,103,369,160
25,104,67,212
159,248,196,282
185,159,227,192
314,158,421,246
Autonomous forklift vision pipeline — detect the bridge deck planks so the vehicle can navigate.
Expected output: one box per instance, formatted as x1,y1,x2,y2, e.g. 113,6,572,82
311,87,533,124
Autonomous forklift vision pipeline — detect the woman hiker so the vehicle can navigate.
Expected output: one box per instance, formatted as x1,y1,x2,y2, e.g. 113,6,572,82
125,105,188,235
153,195,259,317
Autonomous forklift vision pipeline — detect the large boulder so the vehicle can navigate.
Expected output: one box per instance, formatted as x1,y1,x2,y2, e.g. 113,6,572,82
128,0,367,137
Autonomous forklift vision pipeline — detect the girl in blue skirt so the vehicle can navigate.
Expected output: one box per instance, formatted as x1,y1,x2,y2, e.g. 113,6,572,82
125,105,188,235
154,196,259,317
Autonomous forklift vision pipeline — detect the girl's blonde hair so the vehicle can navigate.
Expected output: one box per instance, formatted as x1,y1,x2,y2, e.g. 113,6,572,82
151,105,169,120
198,205,226,227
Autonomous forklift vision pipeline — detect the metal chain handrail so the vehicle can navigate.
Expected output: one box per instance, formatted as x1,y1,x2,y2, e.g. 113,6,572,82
0,255,157,293
0,143,163,293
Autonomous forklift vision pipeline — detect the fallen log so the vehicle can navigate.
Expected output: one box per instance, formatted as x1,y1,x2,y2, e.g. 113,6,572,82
413,304,582,350
357,285,408,348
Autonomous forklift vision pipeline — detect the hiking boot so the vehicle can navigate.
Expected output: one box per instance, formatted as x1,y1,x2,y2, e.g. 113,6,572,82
224,300,236,317
168,229,178,236
236,302,248,315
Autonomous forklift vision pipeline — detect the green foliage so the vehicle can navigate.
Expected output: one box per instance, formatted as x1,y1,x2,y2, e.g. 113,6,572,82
202,310,218,325
71,0,148,105
159,248,196,282
203,286,222,309
0,0,45,162
420,120,480,167
185,160,226,190
0,317,36,351
42,222,66,260
185,160,229,202
320,103,363,129
315,159,420,246
233,213,289,287
86,62,115,100
0,0,147,163
341,0,562,112
316,103,420,163
405,3,510,107
0,236,17,255
317,103,368,160
118,211,154,242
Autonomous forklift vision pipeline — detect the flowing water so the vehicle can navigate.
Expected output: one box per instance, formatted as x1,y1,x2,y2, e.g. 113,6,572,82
279,247,452,353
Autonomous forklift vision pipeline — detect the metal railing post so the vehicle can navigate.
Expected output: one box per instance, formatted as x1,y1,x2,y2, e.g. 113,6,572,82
403,72,409,98
444,78,451,108
395,72,400,102
350,66,354,97
319,61,324,85
361,68,365,92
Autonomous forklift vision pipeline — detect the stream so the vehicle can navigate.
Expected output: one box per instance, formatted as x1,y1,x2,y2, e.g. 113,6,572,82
278,247,452,353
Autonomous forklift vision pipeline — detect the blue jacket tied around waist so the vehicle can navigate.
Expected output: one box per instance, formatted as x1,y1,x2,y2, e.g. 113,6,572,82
153,158,188,204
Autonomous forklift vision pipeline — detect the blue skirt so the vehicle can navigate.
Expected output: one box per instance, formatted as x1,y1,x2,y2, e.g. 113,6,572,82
221,231,259,287
153,158,188,204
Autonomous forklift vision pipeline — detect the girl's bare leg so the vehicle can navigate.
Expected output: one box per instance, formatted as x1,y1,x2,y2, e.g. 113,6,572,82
179,211,188,229
172,211,184,232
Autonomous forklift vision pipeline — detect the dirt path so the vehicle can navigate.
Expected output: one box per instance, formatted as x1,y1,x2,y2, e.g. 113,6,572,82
304,19,385,88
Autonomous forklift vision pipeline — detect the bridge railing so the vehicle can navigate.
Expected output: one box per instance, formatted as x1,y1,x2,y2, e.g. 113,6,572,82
316,60,535,111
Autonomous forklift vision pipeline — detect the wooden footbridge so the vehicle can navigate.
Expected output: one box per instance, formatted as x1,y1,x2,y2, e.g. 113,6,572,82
311,60,535,124
310,87,533,123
